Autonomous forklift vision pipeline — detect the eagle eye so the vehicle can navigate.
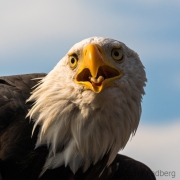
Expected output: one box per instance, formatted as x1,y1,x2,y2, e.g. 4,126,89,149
69,54,78,69
111,48,123,62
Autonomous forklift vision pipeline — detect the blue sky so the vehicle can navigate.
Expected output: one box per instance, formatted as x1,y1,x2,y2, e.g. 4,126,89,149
0,1,180,178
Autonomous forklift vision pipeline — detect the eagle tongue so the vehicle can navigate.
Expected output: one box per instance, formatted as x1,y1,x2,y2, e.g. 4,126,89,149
90,76,104,86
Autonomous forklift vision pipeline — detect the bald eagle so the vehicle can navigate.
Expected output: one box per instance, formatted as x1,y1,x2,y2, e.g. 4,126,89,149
0,37,155,180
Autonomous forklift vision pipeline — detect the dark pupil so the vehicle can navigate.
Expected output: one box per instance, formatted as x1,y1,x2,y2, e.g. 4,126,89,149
114,51,119,56
71,58,75,64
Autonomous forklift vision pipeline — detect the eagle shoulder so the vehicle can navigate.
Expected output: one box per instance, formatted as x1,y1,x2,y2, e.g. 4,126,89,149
0,73,47,180
109,154,156,180
0,73,46,132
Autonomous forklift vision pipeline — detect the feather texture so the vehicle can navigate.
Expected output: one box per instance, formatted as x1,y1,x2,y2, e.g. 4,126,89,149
27,37,147,174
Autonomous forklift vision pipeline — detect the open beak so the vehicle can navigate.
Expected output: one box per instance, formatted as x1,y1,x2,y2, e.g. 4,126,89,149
75,44,122,93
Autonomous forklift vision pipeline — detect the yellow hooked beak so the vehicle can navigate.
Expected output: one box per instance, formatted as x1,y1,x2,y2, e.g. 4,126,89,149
75,44,122,93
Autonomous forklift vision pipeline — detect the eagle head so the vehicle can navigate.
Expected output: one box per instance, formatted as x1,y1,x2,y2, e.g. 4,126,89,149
27,37,146,174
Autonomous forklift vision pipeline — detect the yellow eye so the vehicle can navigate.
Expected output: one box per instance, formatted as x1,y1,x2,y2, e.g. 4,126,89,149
111,48,123,62
69,55,78,69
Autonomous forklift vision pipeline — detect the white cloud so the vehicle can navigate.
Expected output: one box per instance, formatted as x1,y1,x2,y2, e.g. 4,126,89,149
0,0,144,59
121,121,180,180
0,1,83,51
0,0,179,63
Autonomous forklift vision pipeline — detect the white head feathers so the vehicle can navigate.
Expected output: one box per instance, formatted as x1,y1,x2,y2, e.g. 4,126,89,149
27,37,146,174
